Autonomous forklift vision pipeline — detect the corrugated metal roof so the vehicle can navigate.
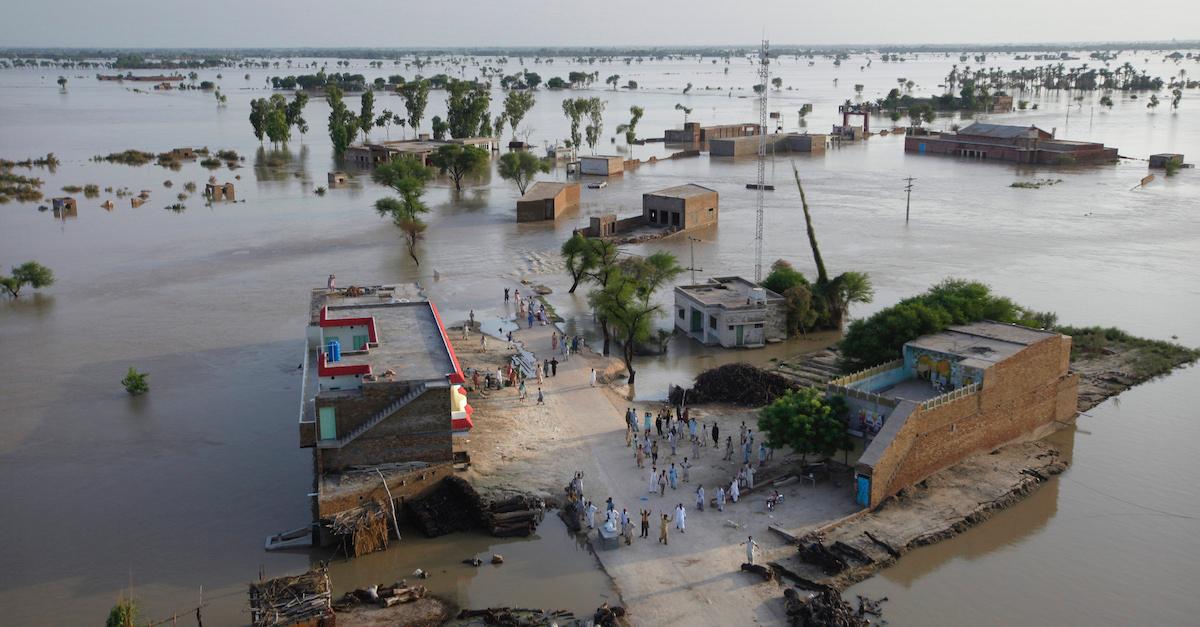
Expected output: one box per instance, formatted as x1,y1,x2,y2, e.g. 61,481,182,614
957,122,1045,139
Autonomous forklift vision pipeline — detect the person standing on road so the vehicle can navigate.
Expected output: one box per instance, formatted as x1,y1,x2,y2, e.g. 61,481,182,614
658,470,668,496
536,387,544,405
640,509,651,538
712,423,720,447
659,514,670,545
724,436,734,461
716,485,726,512
680,457,691,483
674,504,687,533
695,485,705,512
550,358,558,376
668,463,678,490
730,477,740,503
589,368,597,387
742,536,760,565
648,467,658,493
504,288,510,303
585,501,597,530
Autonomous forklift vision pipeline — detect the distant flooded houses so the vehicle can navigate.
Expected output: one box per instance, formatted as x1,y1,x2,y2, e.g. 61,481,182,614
344,135,498,167
905,123,1118,164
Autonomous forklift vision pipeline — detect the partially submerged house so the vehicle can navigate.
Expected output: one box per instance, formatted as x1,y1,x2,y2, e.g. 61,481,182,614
51,197,77,212
298,285,472,546
709,133,827,157
205,182,236,201
327,171,349,187
826,321,1078,508
516,181,580,222
344,135,498,167
904,122,1118,164
674,277,786,348
643,184,719,230
579,155,624,176
664,122,764,144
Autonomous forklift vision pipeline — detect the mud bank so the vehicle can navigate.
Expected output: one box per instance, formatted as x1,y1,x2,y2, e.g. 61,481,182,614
770,440,1066,591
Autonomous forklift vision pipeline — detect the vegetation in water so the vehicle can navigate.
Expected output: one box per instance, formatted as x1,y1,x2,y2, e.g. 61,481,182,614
758,388,852,464
94,150,156,166
0,153,59,170
373,157,434,265
105,596,138,627
428,144,489,192
121,367,150,396
587,250,682,384
1,261,55,298
497,151,550,195
0,168,46,203
1010,178,1063,189
1057,325,1200,380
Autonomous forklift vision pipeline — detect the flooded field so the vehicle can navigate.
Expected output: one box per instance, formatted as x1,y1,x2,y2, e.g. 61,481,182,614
1,52,1198,624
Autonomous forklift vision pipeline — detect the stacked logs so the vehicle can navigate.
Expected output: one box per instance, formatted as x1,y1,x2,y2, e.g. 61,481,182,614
486,494,546,537
335,582,428,609
670,363,797,407
248,568,333,627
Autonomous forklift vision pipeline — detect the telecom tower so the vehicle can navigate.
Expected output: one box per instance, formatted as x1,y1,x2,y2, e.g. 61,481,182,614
754,40,769,283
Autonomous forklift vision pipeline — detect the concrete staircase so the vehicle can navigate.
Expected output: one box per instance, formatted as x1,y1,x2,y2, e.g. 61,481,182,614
319,382,427,449
775,348,844,387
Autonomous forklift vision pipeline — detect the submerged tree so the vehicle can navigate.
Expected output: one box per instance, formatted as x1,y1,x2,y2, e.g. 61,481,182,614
428,143,489,192
358,90,375,141
401,79,430,135
497,150,550,195
616,105,644,157
561,232,597,293
503,89,536,140
325,86,360,155
121,367,149,396
0,261,54,298
673,103,692,124
373,157,434,264
589,251,682,384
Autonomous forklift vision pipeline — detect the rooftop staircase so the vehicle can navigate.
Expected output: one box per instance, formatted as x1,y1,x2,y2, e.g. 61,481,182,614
318,382,427,449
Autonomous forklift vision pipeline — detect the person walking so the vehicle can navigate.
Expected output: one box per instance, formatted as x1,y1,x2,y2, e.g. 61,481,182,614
724,436,734,461
742,536,761,565
759,442,768,467
716,486,726,512
692,437,700,461
712,423,720,447
745,464,755,490
551,332,558,351
550,358,558,376
621,509,633,545
536,387,544,405
650,440,659,466
635,441,645,468
655,413,663,438
639,509,651,538
669,430,678,457
648,467,658,494
695,485,705,512
681,457,692,483
479,333,487,349
658,470,667,496
659,514,670,545
469,309,475,329
729,477,740,503
585,501,597,530
589,368,597,387
504,288,510,303
674,504,687,533
625,423,633,447
668,463,678,490
536,361,544,384
518,379,527,401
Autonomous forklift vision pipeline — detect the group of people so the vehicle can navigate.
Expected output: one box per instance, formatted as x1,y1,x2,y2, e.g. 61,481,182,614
570,471,687,547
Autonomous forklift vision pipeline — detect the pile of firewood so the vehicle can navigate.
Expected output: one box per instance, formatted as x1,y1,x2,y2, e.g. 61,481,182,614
335,581,428,610
486,493,546,537
782,588,885,627
248,568,333,627
670,363,797,406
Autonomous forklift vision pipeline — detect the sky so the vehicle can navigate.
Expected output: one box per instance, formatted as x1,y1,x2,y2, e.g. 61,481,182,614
3,0,1200,49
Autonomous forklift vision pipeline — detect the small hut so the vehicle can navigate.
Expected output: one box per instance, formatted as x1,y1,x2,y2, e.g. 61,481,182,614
248,567,334,627
327,171,348,187
51,197,77,212
205,181,236,201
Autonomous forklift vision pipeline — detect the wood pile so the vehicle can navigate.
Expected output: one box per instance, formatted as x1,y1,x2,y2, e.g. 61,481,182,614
670,363,797,406
782,587,884,627
247,567,334,627
405,476,486,537
797,541,848,576
455,604,623,626
328,500,390,557
486,493,545,537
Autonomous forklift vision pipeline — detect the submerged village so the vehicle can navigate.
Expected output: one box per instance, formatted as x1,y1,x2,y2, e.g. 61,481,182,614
2,31,1200,627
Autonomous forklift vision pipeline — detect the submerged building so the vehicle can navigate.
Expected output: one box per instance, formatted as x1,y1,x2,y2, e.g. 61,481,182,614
904,123,1117,164
516,181,580,222
297,285,472,545
673,277,786,348
344,135,498,167
664,121,764,144
826,321,1078,508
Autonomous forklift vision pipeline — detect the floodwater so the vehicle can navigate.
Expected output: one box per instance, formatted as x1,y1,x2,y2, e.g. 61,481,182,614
1,51,1198,624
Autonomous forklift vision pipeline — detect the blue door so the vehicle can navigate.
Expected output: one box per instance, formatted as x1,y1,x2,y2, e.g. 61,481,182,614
855,475,871,507
918,143,927,153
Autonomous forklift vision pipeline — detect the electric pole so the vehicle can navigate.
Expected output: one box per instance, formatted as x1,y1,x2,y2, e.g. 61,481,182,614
903,177,915,223
686,236,704,285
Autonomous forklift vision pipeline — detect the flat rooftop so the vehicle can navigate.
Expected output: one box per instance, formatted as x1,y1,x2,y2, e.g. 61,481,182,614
646,183,717,199
309,284,424,325
324,302,457,383
520,181,571,201
676,276,775,308
906,321,1056,366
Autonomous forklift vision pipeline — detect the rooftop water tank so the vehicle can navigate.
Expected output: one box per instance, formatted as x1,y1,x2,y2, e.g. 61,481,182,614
329,339,341,362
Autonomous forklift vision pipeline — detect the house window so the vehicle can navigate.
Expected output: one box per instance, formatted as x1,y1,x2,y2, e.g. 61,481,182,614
728,325,734,330
708,315,717,329
649,209,657,222
678,308,685,319
754,323,764,328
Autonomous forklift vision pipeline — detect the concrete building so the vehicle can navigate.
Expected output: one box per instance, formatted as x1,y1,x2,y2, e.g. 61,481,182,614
673,277,786,348
298,285,472,543
643,184,718,230
51,197,77,212
664,122,763,144
327,171,349,187
344,136,497,167
904,123,1118,164
516,181,580,222
205,182,235,201
826,321,1078,508
709,133,827,157
1149,153,1185,168
579,155,624,176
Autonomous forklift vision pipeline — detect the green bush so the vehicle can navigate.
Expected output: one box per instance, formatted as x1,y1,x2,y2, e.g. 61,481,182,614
122,367,149,396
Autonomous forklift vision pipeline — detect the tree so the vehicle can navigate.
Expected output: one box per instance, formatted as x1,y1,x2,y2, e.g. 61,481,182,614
771,77,783,90
249,98,269,143
497,151,550,195
430,115,448,140
1147,94,1161,110
57,76,67,91
561,98,586,148
493,113,508,141
683,82,693,94
325,86,359,155
503,90,536,139
359,90,375,141
589,252,682,384
401,80,430,134
105,596,138,627
265,106,290,145
546,77,568,89
428,144,489,191
606,74,620,90
757,388,851,464
908,103,935,128
445,80,491,138
1170,88,1182,110
522,71,542,90
1,261,54,298
616,105,644,157
373,157,434,265
375,109,396,139
285,91,308,134
121,367,149,396
583,97,605,152
561,232,597,293
1099,95,1114,108
673,103,692,124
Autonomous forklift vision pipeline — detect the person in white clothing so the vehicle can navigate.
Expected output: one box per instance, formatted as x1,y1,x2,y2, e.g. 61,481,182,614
730,478,740,503
589,368,597,387
741,536,760,564
674,504,686,533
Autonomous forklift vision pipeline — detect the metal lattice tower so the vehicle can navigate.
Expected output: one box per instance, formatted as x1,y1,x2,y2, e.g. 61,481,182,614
754,40,770,282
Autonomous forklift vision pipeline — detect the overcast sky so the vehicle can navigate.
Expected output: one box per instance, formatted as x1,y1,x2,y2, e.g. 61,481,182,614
4,0,1200,49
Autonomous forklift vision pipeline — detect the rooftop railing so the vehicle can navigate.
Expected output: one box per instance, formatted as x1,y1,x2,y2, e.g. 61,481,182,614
919,382,980,410
829,359,903,387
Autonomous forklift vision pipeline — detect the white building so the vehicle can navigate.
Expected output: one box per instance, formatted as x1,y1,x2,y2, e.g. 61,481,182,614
673,277,786,348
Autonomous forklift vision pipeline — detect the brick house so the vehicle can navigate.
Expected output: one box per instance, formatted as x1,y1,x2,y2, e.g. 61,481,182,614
904,122,1118,164
642,184,718,231
516,181,580,222
826,321,1078,508
297,285,472,543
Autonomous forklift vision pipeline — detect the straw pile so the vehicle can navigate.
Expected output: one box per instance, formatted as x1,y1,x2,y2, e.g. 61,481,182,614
329,500,390,557
247,567,333,627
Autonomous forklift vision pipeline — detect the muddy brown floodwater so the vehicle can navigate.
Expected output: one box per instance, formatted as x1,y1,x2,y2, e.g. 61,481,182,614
1,52,1199,624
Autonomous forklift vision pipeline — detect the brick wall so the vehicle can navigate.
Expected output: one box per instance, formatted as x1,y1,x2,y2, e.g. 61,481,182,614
316,381,414,437
866,335,1078,505
317,461,456,519
320,387,453,471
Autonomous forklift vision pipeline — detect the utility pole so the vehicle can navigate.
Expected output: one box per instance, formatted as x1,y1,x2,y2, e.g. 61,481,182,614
754,39,769,282
903,177,915,223
686,236,704,285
